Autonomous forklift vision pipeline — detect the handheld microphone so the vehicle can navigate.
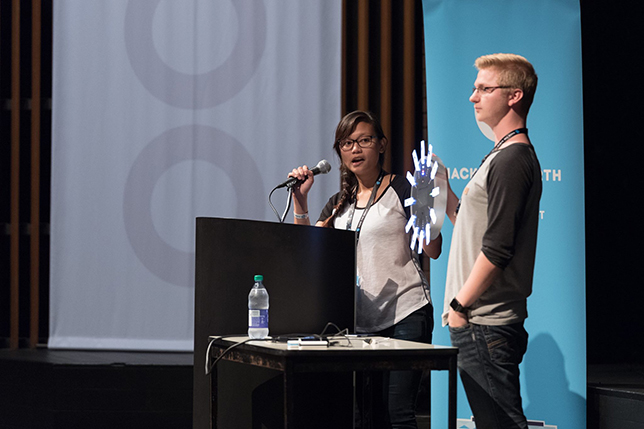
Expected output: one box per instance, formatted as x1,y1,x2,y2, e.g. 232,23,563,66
276,159,332,189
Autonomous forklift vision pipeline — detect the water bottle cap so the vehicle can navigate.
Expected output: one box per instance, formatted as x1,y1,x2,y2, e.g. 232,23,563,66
254,274,263,282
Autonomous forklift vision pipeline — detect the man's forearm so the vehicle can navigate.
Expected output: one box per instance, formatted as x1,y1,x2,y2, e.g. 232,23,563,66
456,251,502,308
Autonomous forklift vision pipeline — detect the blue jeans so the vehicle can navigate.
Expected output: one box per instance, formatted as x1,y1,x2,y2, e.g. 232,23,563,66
369,304,433,429
449,322,529,429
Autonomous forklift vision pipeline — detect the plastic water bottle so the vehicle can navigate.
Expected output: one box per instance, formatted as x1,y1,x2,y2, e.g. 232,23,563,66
248,274,269,339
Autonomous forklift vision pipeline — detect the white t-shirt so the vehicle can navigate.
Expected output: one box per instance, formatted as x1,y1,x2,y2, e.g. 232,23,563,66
319,175,430,332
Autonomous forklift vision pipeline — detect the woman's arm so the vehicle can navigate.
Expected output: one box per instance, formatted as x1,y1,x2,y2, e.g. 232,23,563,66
289,165,315,225
422,233,442,259
445,175,460,225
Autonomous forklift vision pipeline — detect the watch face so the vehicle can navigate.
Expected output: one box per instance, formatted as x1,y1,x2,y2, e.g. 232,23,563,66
450,298,463,312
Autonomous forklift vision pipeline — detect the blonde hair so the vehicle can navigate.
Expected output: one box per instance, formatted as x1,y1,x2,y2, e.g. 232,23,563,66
475,53,538,115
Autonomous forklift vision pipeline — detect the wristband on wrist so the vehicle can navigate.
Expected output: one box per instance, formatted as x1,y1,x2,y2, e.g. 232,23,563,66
294,212,309,220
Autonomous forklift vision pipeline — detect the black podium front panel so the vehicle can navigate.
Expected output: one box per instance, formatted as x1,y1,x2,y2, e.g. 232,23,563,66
194,217,356,429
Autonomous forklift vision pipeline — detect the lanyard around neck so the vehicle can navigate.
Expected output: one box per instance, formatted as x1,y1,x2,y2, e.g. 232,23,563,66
345,170,385,244
478,128,528,171
455,128,528,215
494,128,528,150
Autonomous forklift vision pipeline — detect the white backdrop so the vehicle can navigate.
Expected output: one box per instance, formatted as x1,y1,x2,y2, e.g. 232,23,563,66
50,0,342,351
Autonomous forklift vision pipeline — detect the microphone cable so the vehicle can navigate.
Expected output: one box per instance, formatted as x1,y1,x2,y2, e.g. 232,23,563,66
268,160,331,223
268,184,293,223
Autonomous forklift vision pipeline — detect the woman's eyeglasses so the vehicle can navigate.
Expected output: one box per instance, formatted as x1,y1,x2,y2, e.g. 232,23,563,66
338,136,376,152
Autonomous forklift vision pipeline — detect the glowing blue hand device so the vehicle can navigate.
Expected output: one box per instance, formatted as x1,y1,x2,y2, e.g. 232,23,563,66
404,140,447,254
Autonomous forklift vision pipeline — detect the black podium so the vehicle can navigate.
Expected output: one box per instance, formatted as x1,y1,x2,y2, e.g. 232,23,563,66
193,217,356,429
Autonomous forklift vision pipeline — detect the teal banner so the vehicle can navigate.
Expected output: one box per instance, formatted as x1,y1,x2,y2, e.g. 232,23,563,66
422,1,585,428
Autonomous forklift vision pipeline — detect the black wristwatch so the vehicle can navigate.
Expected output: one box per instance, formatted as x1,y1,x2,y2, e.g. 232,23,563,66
450,298,469,314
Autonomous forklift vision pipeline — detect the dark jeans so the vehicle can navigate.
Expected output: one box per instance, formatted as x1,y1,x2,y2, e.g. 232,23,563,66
449,322,529,429
365,304,433,429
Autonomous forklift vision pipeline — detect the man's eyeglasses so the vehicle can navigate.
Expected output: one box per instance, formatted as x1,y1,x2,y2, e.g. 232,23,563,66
338,136,376,151
471,86,512,95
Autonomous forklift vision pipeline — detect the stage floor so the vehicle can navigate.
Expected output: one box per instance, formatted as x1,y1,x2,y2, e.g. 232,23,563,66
0,348,194,429
0,347,194,366
1,349,642,429
588,364,644,429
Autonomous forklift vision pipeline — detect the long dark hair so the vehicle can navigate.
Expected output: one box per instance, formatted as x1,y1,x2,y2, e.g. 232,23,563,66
321,110,387,228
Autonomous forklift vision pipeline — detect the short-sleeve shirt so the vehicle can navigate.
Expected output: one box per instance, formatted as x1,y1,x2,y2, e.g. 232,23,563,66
319,175,430,332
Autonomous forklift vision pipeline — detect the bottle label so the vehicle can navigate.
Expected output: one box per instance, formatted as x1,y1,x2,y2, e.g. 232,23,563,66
248,309,269,329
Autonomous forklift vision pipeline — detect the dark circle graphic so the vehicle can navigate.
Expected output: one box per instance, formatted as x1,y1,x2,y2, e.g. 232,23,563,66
123,125,265,286
124,0,267,109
